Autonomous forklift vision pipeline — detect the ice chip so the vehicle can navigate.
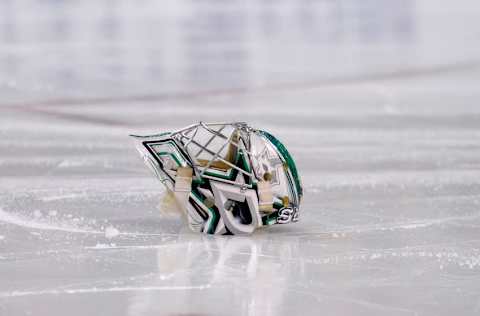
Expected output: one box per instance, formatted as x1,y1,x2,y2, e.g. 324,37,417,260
104,226,120,239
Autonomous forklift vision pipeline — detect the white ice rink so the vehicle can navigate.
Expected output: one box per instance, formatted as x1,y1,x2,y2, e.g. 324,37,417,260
1,1,480,315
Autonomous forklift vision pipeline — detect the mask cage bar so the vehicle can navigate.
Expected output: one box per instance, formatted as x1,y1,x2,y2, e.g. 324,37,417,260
170,122,256,188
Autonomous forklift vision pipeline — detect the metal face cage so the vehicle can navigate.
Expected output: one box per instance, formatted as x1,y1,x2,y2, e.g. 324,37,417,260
170,121,256,188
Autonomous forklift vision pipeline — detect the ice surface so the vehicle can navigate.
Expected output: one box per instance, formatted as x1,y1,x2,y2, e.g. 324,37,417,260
1,1,480,315
104,226,120,239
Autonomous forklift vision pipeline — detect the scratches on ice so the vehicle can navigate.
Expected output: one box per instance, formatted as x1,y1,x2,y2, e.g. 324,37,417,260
0,207,102,234
290,288,419,316
336,213,480,234
0,284,211,298
0,207,175,237
304,248,480,270
39,193,86,202
285,212,480,238
85,243,175,251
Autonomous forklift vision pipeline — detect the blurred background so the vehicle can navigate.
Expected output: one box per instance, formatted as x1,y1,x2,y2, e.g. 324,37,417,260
1,1,480,315
1,1,479,104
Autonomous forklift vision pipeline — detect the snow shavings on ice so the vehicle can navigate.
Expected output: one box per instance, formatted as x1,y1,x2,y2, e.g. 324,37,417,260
40,193,86,202
92,243,115,249
306,248,480,270
0,207,102,234
0,208,169,238
104,226,120,239
0,284,211,298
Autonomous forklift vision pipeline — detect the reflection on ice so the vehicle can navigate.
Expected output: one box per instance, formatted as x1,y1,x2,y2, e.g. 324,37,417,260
128,235,298,316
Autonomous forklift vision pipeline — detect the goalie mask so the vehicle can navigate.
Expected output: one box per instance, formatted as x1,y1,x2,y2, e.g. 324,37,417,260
131,122,302,235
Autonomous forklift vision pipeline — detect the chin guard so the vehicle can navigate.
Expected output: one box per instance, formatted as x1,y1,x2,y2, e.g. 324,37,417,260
131,122,302,235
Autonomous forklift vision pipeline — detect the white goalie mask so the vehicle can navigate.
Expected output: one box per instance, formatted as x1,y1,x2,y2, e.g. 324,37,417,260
131,122,303,235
